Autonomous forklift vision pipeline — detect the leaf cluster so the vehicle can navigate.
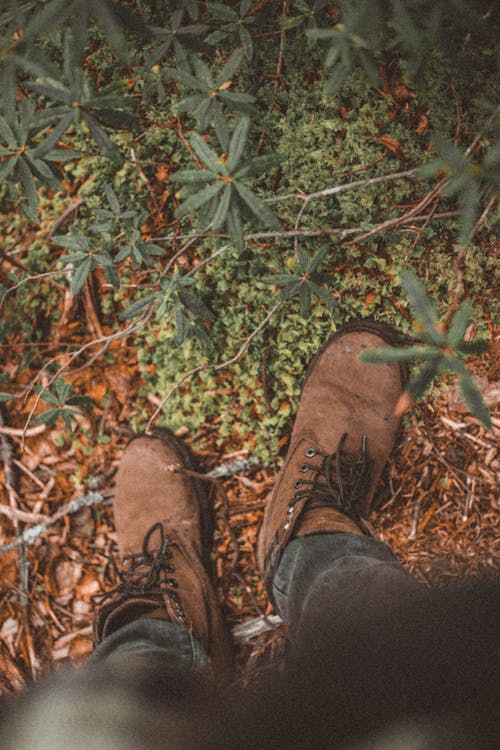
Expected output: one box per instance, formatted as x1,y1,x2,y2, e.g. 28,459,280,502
166,47,254,150
419,123,500,242
53,186,164,294
0,99,78,220
266,246,336,316
205,1,256,60
121,269,214,348
172,117,280,250
32,378,93,430
360,270,491,428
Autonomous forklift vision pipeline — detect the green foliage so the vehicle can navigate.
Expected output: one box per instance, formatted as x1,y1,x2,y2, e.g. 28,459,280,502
303,0,486,93
266,245,336,316
172,117,280,249
167,48,255,149
0,99,77,220
26,31,136,163
205,1,256,59
280,1,329,36
121,269,214,347
53,185,164,294
360,270,491,428
148,8,208,68
419,122,500,242
0,0,497,452
32,378,93,430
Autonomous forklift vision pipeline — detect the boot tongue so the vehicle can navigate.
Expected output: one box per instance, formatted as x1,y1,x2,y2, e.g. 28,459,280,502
101,596,169,639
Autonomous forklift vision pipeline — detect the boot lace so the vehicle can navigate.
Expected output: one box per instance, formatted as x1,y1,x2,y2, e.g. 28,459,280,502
284,433,373,528
92,522,186,622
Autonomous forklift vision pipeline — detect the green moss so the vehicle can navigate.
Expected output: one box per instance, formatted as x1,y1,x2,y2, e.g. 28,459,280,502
135,19,497,462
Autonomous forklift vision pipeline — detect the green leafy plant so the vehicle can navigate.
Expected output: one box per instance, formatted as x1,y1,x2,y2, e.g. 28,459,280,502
53,230,116,295
360,270,491,428
53,185,164,294
32,378,93,430
171,116,280,250
205,1,256,59
148,8,208,68
93,186,164,270
167,48,254,149
419,130,500,243
265,245,336,316
0,99,78,220
4,0,146,59
121,270,214,347
279,0,329,38
26,31,136,163
306,1,384,94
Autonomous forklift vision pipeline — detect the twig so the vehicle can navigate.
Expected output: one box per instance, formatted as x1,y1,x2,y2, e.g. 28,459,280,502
83,276,104,339
21,313,151,447
442,195,497,331
160,232,211,279
0,410,29,608
0,423,46,438
167,456,260,482
245,211,458,241
46,198,84,240
265,168,416,204
273,0,287,87
207,455,260,479
407,197,440,257
343,178,447,246
177,115,203,167
0,270,66,311
0,489,114,555
229,501,266,516
0,505,50,525
146,302,282,431
442,246,467,331
231,614,283,643
130,147,159,209
408,494,422,539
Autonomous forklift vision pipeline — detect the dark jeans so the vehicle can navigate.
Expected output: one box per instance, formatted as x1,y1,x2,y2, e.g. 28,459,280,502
2,533,498,749
90,532,413,673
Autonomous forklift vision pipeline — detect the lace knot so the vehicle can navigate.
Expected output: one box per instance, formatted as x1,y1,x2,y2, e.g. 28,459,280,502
289,433,373,524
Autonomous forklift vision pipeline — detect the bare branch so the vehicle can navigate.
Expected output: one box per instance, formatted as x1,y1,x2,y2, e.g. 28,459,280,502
265,168,416,204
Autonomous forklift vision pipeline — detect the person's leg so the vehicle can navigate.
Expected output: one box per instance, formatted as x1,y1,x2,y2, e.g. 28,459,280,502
1,430,232,750
91,430,232,680
272,532,418,644
258,320,417,646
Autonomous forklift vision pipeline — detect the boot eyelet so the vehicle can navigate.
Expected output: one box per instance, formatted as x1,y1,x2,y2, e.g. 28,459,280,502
305,448,316,458
294,480,303,488
287,506,294,515
300,463,309,472
166,579,178,588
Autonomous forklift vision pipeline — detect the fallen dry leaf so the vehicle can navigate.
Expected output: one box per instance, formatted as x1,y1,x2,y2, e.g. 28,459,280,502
46,557,83,606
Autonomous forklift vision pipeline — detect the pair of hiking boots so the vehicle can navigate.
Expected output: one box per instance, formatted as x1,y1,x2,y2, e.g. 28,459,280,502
94,322,404,678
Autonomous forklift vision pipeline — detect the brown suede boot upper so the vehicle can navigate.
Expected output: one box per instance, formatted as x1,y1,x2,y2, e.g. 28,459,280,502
258,321,405,597
93,432,232,681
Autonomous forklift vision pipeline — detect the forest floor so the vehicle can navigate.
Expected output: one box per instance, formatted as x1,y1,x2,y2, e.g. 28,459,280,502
0,324,498,695
0,0,498,698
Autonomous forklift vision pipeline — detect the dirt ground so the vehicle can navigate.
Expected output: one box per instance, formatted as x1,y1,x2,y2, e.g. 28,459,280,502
0,333,498,696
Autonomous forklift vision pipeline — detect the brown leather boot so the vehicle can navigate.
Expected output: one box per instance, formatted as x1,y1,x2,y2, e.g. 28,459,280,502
258,320,405,601
93,431,232,680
